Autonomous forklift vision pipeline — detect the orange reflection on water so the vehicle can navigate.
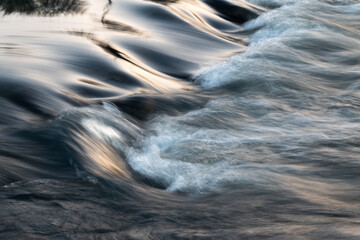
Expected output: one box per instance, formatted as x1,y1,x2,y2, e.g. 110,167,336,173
72,131,130,179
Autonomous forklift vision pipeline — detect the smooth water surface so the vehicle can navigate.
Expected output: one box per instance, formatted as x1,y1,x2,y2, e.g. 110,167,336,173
1,0,360,239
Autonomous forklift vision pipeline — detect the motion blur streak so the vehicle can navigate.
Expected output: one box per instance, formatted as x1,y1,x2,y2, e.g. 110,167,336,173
0,0,360,239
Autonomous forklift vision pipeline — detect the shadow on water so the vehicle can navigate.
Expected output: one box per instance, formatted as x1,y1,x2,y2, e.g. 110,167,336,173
0,0,87,16
1,0,359,239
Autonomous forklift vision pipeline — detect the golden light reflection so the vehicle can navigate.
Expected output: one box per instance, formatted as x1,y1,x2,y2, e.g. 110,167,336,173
70,31,196,93
73,132,130,179
168,0,248,45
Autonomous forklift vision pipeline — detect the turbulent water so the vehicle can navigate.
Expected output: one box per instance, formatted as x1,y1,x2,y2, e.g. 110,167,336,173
0,0,360,239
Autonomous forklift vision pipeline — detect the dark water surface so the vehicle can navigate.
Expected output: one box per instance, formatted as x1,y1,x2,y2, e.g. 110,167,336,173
1,0,360,239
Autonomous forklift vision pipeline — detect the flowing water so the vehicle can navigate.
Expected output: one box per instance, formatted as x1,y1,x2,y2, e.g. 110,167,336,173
1,0,360,239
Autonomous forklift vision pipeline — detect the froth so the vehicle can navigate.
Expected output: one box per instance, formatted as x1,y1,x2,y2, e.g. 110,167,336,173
195,1,360,89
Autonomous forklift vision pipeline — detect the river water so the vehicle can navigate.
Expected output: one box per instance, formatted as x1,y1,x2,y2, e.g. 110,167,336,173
1,0,360,239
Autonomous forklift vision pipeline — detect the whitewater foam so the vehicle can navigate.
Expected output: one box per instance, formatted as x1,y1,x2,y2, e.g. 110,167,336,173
65,1,360,195
195,1,360,89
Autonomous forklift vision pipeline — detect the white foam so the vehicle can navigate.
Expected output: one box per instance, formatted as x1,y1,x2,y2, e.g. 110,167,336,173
68,2,360,194
195,1,360,89
119,91,360,194
249,0,360,7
